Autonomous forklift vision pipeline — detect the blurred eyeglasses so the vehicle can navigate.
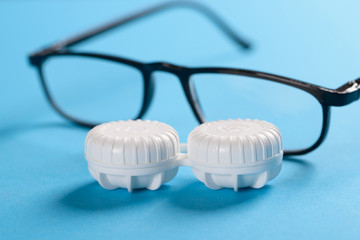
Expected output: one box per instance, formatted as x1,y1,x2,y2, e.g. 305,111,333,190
29,1,360,156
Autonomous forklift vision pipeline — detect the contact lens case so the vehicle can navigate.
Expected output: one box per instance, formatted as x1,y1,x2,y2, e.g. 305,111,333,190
85,119,283,192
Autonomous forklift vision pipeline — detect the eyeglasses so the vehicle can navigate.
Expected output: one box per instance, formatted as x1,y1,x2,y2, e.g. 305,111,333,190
28,1,360,156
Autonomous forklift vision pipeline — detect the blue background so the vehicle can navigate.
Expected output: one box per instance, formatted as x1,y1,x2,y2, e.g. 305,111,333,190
1,0,360,239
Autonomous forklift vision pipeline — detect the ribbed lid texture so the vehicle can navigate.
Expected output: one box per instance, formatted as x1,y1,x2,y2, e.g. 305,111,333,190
188,119,282,164
85,120,180,165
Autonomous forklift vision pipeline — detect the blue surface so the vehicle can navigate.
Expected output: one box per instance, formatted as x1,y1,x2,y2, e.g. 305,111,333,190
1,0,360,239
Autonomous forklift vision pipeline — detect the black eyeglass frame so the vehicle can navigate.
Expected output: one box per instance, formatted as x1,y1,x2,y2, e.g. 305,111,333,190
29,1,360,156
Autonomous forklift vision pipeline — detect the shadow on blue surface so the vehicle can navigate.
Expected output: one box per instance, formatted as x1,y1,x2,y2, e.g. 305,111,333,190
284,156,313,168
282,156,315,184
59,156,314,212
59,180,271,212
169,158,313,212
60,182,169,211
169,182,272,211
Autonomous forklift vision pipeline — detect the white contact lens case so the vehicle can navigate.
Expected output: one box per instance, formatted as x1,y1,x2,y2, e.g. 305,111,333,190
85,119,283,192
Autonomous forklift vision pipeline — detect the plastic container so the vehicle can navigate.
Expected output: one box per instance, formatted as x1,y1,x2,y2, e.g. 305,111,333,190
85,120,180,192
188,119,283,190
85,119,283,192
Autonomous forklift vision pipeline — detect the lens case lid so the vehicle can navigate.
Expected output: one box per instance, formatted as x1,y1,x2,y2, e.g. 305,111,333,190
85,120,180,166
188,119,282,164
85,119,283,192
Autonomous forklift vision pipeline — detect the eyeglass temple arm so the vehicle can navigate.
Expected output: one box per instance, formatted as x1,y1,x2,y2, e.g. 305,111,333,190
32,1,251,56
324,78,360,106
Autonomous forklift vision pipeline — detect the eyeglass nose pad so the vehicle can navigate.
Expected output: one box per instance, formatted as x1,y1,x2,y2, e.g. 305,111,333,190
85,120,180,192
138,73,155,119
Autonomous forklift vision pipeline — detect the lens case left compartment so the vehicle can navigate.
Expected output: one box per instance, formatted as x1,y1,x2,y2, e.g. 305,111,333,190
85,120,181,192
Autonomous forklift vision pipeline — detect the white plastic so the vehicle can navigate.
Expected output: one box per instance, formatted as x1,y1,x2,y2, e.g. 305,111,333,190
188,119,283,191
85,119,283,192
85,120,180,192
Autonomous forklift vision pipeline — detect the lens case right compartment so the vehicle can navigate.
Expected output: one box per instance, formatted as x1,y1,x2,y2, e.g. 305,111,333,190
188,119,283,191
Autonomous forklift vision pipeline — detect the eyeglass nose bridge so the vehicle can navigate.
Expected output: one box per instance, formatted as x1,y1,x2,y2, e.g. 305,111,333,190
143,62,207,123
145,61,192,81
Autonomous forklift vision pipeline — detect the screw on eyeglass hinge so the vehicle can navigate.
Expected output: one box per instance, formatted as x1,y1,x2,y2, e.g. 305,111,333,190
336,80,360,93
